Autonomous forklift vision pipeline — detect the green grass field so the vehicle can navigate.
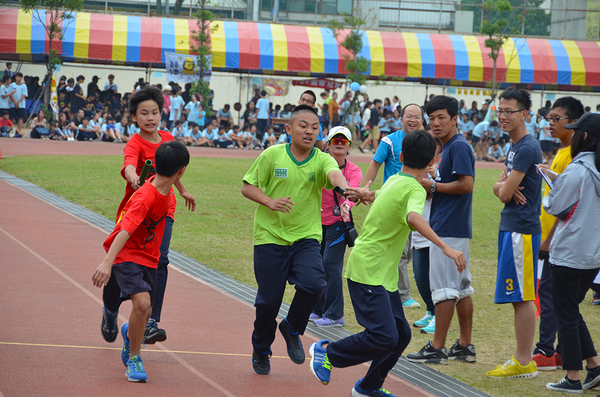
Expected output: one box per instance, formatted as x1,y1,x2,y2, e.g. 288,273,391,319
1,154,598,397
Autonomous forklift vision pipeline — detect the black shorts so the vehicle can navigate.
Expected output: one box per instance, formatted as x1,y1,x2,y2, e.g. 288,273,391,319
540,140,554,153
10,108,26,120
472,135,481,144
112,261,157,304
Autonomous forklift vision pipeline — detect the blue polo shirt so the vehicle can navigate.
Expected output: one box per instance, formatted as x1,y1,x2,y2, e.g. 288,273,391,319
373,130,406,184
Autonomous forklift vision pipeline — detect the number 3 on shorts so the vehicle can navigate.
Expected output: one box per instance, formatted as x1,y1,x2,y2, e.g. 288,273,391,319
506,278,513,291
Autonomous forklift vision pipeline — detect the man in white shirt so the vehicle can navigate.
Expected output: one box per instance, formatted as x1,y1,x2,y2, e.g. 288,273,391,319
9,72,27,137
255,90,270,142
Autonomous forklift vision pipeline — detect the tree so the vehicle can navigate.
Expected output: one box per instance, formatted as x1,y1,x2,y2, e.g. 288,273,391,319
328,12,371,87
462,0,551,37
21,0,84,106
190,0,217,115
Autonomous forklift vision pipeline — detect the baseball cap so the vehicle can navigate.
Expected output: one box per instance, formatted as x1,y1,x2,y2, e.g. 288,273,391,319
326,126,352,142
564,112,600,138
92,75,100,81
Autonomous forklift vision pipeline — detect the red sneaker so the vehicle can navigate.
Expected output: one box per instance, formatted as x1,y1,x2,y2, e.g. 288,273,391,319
555,353,563,370
532,352,556,371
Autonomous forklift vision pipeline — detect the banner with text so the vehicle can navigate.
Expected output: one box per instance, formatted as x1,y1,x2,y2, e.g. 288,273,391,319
165,52,212,83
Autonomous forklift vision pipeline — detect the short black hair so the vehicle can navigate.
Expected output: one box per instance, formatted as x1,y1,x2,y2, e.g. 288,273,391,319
289,104,318,125
129,85,164,116
301,90,317,104
498,87,532,111
401,130,437,169
490,120,498,127
175,120,182,126
76,75,84,82
373,99,382,105
1,110,9,116
154,141,190,177
260,90,267,97
15,72,23,78
552,96,585,122
1,76,8,83
426,95,459,119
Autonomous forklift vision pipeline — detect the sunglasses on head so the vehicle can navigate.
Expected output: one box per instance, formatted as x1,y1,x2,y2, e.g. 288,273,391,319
330,137,351,145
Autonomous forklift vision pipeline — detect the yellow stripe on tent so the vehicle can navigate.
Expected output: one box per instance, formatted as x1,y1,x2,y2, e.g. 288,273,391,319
16,10,31,54
463,35,483,82
563,40,586,86
503,38,521,83
112,15,128,62
306,27,324,73
174,18,190,53
271,24,288,71
403,32,421,78
210,21,226,68
74,12,91,59
366,30,385,76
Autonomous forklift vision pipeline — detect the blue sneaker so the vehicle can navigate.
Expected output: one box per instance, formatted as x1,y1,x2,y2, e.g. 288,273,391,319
309,340,332,385
412,311,433,328
125,355,147,383
121,322,130,367
352,378,397,397
402,299,421,309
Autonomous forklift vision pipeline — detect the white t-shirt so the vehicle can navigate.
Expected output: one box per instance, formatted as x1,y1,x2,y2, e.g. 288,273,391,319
9,82,28,109
256,98,269,120
0,84,11,109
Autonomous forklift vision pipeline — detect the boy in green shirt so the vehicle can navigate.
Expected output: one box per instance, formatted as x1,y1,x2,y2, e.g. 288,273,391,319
242,105,350,375
308,130,466,397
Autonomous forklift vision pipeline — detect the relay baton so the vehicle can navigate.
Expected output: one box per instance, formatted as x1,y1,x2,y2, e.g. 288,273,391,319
139,159,153,185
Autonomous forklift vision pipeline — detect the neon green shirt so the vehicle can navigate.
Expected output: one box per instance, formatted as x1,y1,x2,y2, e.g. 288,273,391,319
345,172,426,292
243,144,339,245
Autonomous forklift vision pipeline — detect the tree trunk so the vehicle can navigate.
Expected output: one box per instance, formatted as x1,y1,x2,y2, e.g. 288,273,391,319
156,0,163,14
173,0,184,15
492,57,498,101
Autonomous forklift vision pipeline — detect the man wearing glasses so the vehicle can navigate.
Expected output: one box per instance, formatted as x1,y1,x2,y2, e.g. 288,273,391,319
297,90,325,150
488,87,543,379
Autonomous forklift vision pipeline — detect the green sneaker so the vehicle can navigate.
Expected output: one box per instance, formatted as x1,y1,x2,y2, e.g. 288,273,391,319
413,311,433,328
420,316,436,334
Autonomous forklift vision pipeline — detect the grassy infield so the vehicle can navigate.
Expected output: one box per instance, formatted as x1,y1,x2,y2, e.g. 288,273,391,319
1,154,599,397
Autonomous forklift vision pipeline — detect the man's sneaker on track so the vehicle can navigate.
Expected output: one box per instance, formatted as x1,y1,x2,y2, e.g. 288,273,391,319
252,350,271,375
402,299,421,309
351,378,397,397
448,339,476,363
279,318,305,364
314,316,346,327
406,341,448,365
101,307,119,343
125,355,148,383
143,319,167,345
532,351,556,371
121,322,130,367
546,376,583,394
309,340,332,385
583,365,600,389
486,356,538,379
413,312,433,328
420,316,436,334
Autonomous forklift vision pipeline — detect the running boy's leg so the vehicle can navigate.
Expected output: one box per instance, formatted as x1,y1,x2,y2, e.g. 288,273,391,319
129,291,152,357
101,273,122,342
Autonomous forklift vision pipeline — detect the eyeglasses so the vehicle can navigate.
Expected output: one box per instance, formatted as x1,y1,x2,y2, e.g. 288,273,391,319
495,109,527,116
299,97,315,105
403,115,422,121
330,137,351,145
544,116,569,123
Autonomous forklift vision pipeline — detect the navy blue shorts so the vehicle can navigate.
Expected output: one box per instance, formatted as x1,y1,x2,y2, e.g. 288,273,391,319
112,261,157,305
540,140,554,153
10,108,26,120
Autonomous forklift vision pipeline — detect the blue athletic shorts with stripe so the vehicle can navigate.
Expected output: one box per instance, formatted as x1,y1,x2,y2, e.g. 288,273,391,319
495,231,541,304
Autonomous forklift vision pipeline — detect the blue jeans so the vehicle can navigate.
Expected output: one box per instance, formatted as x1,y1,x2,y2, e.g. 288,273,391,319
313,222,346,320
413,247,435,314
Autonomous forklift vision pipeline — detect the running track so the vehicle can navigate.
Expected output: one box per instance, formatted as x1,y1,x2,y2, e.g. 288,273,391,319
0,139,492,397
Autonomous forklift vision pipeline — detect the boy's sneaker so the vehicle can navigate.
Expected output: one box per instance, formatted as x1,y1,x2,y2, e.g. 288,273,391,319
406,341,448,365
583,365,600,389
125,355,148,383
593,292,600,305
252,350,271,375
309,340,332,385
101,307,119,343
413,311,433,328
309,313,321,322
279,318,305,364
448,339,476,363
121,322,130,367
486,356,538,379
314,317,346,327
143,319,167,345
351,378,397,397
532,351,556,371
402,299,421,309
546,376,583,394
420,316,436,334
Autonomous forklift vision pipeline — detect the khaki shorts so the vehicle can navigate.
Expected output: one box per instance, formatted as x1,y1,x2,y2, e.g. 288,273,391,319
369,125,380,140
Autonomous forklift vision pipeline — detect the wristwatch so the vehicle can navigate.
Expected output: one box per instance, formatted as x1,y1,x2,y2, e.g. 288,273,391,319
430,181,437,194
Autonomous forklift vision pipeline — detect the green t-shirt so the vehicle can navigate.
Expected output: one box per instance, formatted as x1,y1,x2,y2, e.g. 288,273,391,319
345,172,426,292
243,144,339,245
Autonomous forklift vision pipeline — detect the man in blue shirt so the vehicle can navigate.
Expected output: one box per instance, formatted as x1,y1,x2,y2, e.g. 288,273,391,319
362,103,426,310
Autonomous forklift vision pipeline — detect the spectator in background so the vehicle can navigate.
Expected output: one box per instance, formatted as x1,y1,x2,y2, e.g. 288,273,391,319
0,110,14,137
243,101,258,127
468,101,479,121
359,99,382,153
217,104,234,128
392,95,401,112
169,87,184,130
3,62,13,79
255,89,269,142
328,92,340,127
9,72,27,138
0,76,13,119
87,75,100,97
538,108,554,164
161,85,172,127
383,97,392,112
103,74,118,93
524,112,539,140
70,75,86,115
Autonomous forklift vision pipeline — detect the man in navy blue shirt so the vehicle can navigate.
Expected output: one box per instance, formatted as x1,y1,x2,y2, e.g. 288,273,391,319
487,87,542,379
407,95,476,365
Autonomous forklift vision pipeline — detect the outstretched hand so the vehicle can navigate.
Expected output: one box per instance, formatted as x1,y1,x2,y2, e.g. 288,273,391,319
267,196,294,213
346,180,374,206
180,191,196,211
443,246,466,273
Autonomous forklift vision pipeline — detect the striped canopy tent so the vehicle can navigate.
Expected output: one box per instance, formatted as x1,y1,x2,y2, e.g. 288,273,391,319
2,8,600,91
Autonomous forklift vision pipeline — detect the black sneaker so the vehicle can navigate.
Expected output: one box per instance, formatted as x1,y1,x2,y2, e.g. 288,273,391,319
584,366,600,389
143,319,167,345
448,338,476,363
406,341,448,365
278,319,305,364
252,351,271,375
546,376,583,394
101,307,119,343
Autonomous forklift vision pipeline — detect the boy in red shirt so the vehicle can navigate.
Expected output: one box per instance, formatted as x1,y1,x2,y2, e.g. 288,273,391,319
100,86,196,347
92,140,190,382
0,110,14,137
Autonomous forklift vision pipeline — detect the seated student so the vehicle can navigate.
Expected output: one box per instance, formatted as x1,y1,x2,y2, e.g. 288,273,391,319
90,111,104,137
238,124,253,149
484,140,507,162
278,130,289,145
0,110,14,137
180,113,189,132
194,122,215,147
30,109,50,139
76,117,98,141
228,125,245,148
171,120,185,139
159,119,168,132
83,92,100,118
262,127,278,148
115,116,130,142
101,116,121,142
250,124,263,149
214,125,234,148
128,122,140,136
279,104,292,119
186,122,202,146
502,138,512,157
48,121,65,140
379,110,393,139
57,111,74,140
58,89,70,116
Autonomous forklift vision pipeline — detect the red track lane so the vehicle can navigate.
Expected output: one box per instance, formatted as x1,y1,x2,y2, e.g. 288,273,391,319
0,178,434,396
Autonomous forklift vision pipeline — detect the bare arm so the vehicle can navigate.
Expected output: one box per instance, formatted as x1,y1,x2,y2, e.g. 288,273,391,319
421,174,474,195
92,230,130,287
315,140,324,151
327,170,349,191
363,160,382,187
493,168,526,204
241,182,294,213
174,180,196,211
123,164,141,190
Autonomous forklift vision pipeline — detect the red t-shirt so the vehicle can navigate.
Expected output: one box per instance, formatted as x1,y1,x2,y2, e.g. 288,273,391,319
0,119,13,127
104,179,172,268
116,130,176,220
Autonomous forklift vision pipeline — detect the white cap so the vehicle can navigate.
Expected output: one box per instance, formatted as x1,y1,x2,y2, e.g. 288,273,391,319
326,126,352,142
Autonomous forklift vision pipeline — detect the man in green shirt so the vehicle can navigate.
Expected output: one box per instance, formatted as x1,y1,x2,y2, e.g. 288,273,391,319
242,105,350,375
308,130,466,397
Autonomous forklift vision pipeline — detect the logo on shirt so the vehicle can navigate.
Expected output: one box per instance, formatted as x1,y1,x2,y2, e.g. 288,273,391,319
308,172,316,182
274,168,288,178
508,151,515,162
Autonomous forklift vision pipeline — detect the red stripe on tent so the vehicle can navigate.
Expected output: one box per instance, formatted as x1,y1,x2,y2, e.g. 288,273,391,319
430,33,455,79
476,36,502,83
284,25,310,72
0,9,18,54
88,13,113,62
44,11,63,55
577,41,600,86
380,31,407,77
238,22,260,70
535,39,558,84
140,17,162,63
189,19,199,55
335,29,354,77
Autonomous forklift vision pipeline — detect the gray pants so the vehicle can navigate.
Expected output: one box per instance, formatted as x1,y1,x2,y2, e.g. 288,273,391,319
397,234,413,303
